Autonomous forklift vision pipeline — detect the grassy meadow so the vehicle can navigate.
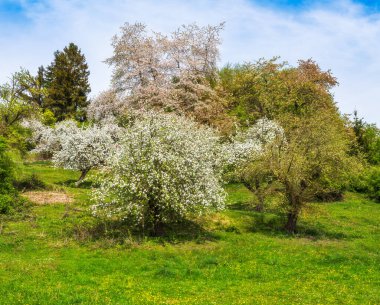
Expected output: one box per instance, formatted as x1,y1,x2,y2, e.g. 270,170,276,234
0,162,379,304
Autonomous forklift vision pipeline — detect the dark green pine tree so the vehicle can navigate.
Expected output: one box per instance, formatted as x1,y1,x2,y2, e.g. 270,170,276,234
35,66,45,107
45,43,90,121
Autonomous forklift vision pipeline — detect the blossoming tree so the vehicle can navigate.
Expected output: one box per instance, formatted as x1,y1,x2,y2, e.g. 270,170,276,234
29,119,122,184
91,112,226,235
101,22,232,132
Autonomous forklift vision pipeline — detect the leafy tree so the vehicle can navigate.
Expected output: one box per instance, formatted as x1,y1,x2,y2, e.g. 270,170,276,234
13,66,47,108
221,59,357,232
270,112,354,232
0,70,35,131
220,58,338,124
45,43,91,121
0,69,42,151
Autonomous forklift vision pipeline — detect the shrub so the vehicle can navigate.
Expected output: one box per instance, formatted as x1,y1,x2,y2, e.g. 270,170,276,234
0,137,14,192
367,168,380,202
352,167,380,202
91,112,227,235
14,173,46,191
0,137,24,214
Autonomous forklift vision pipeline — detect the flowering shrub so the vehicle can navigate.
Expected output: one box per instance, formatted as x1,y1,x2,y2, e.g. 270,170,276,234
29,119,122,183
91,112,226,234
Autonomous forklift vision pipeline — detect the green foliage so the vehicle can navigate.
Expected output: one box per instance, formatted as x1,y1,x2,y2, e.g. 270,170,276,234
0,137,15,192
0,69,41,152
351,166,380,202
45,43,91,121
14,173,46,191
220,58,357,232
238,158,278,211
351,111,380,165
219,58,338,125
364,168,380,202
0,73,30,126
41,109,57,126
0,137,23,214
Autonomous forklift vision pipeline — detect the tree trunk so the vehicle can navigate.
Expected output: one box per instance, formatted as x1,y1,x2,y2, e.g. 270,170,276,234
152,217,165,237
285,211,298,233
255,192,265,212
148,199,165,236
284,181,302,233
75,168,89,186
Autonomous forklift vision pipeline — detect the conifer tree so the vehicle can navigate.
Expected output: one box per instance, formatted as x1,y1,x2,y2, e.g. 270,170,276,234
45,43,90,121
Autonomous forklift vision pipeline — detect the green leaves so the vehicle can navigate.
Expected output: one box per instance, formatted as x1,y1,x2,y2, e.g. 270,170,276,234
44,43,91,121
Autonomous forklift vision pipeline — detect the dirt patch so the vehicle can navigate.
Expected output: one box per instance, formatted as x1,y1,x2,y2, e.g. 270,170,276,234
22,191,74,204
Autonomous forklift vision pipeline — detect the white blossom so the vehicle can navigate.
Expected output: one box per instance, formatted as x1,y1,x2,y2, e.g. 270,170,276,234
29,119,122,182
91,112,226,228
87,90,127,121
105,22,226,125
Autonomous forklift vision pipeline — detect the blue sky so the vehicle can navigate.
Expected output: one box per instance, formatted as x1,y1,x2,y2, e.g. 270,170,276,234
1,0,379,125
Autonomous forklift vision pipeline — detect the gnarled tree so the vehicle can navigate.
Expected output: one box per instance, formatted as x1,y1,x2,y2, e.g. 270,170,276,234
221,59,358,232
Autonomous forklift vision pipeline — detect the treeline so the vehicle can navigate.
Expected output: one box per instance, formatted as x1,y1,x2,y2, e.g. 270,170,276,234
0,22,379,234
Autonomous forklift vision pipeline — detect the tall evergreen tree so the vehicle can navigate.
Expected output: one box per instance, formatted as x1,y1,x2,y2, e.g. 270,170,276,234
45,43,90,121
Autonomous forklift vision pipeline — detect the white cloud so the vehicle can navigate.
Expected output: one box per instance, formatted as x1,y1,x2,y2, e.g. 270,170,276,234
0,0,379,124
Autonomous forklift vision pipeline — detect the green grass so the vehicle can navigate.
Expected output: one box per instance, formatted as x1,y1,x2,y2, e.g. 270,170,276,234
0,162,379,304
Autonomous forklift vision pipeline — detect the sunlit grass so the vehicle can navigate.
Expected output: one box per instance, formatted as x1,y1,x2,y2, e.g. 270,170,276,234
0,162,379,304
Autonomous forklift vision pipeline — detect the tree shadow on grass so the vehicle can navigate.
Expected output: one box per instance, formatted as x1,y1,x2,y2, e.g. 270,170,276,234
228,202,355,240
228,202,255,211
251,214,355,240
69,216,220,247
58,179,94,189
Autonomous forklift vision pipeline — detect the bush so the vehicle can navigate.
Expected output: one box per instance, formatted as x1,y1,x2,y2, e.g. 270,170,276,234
0,194,14,214
14,173,46,191
363,167,380,202
91,112,227,235
351,166,380,202
0,137,25,213
0,194,27,214
0,137,14,193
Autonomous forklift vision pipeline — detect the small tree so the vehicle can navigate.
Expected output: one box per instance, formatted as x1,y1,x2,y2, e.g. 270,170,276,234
240,159,276,212
234,118,284,211
30,120,121,184
222,59,358,232
0,69,43,152
91,112,227,235
255,112,355,233
0,70,36,133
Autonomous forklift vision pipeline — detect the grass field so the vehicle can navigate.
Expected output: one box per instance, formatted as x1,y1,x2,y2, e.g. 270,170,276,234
0,162,379,304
